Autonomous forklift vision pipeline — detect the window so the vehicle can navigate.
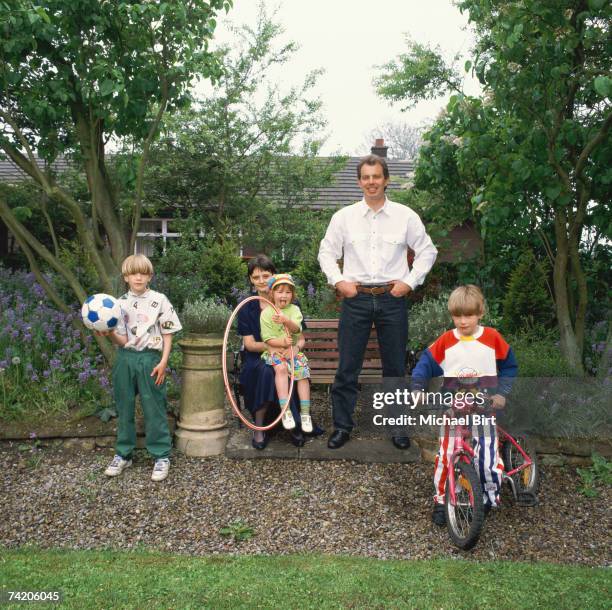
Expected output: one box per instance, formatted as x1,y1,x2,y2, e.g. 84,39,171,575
135,219,180,256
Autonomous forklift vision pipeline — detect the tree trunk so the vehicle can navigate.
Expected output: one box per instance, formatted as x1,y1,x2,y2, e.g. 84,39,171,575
553,214,584,374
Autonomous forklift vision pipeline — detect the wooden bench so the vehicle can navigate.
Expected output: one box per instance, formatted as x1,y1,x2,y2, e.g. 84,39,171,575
303,318,385,385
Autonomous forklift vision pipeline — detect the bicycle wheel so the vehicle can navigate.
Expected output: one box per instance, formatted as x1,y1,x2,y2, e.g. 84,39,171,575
444,460,485,550
502,436,539,495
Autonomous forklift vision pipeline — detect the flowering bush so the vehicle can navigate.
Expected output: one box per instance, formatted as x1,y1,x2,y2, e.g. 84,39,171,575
0,266,115,421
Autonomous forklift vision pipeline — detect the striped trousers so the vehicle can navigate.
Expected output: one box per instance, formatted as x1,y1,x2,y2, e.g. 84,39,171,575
433,421,504,506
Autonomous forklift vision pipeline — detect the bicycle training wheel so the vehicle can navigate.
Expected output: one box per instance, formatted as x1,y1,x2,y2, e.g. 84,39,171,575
502,436,539,495
444,460,485,550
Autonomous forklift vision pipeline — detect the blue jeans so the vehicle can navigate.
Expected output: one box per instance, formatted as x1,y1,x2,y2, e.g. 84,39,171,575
331,292,408,433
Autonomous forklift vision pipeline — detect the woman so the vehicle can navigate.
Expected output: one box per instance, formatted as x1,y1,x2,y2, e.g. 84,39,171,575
237,254,322,449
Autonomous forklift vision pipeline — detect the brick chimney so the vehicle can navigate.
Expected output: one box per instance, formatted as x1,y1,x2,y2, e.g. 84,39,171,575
370,138,388,158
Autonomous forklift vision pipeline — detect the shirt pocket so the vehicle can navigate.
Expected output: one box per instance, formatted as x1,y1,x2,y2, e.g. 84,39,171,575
381,233,404,259
348,232,369,246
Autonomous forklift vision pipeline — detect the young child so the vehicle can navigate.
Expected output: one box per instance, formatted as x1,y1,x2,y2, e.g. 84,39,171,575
97,254,182,482
260,274,312,433
411,285,518,525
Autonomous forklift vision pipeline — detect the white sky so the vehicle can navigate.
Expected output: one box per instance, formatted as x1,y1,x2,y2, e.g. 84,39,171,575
212,0,481,155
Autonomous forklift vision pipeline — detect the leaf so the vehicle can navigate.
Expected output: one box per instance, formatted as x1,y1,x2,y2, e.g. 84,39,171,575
12,206,32,222
545,185,561,201
96,407,117,422
99,79,117,97
593,76,611,98
464,60,472,73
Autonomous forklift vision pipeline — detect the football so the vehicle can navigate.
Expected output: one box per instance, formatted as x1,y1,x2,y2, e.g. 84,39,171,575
81,293,122,332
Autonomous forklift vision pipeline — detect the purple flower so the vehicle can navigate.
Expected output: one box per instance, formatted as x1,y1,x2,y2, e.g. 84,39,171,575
307,283,315,297
31,373,39,382
49,358,61,370
43,370,51,378
29,432,37,439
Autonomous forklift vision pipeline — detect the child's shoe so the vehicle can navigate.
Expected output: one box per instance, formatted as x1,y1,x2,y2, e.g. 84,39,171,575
104,454,132,477
432,503,446,526
281,408,296,430
151,458,170,482
301,413,313,433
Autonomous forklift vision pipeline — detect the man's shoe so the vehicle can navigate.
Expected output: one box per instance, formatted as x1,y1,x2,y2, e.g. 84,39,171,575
290,430,305,447
104,455,132,477
151,458,170,482
251,433,268,450
432,504,446,526
327,430,350,449
392,436,411,450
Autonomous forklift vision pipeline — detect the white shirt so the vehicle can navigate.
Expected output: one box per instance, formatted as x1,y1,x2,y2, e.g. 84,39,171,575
115,289,182,351
318,198,438,288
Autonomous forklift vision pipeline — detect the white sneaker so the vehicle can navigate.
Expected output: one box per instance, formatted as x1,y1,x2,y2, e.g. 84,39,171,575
151,458,170,482
281,408,296,430
104,455,132,477
301,413,313,433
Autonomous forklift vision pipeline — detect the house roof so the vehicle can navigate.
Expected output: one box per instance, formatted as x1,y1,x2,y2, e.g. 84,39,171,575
0,156,71,182
0,155,413,209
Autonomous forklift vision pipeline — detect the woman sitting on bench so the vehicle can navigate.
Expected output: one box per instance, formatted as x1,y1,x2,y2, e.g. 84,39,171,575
237,254,323,449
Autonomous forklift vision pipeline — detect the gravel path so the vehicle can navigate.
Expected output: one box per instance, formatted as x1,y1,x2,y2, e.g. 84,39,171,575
0,447,609,565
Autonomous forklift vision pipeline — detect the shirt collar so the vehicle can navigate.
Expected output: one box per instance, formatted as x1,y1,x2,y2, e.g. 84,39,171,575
360,197,390,217
128,289,150,298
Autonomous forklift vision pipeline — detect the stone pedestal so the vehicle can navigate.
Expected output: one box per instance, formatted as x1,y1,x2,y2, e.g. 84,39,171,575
175,334,229,456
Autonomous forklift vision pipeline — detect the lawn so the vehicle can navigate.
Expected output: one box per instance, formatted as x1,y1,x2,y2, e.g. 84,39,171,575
1,549,608,609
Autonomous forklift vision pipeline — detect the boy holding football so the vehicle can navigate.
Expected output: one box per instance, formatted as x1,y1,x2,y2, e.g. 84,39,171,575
96,254,182,482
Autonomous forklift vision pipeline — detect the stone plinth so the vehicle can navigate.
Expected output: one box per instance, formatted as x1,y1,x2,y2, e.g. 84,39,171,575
175,334,229,456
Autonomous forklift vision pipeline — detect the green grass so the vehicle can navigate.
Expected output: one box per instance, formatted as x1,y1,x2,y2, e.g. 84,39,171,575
0,549,609,609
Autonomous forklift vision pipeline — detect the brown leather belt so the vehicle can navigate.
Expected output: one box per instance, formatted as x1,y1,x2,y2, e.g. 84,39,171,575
356,284,393,295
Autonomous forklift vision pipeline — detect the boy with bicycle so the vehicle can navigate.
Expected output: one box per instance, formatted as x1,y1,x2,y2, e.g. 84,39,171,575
411,285,518,526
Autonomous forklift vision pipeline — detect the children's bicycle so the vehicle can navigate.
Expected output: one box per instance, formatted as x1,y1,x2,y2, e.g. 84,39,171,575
443,392,539,550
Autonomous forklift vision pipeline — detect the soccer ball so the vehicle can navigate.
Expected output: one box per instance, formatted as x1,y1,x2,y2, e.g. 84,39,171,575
81,293,122,332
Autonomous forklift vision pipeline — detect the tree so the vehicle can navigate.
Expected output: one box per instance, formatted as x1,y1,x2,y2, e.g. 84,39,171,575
359,121,427,160
145,8,344,268
0,0,231,360
376,1,612,372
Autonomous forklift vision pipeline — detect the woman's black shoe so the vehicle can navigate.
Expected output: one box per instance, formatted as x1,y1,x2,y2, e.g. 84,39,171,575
290,430,305,447
251,433,268,450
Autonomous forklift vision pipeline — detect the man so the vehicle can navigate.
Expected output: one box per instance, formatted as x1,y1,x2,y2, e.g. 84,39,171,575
318,154,437,449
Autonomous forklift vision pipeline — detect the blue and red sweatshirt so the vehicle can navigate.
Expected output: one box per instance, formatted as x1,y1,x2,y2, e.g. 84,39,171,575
411,326,518,394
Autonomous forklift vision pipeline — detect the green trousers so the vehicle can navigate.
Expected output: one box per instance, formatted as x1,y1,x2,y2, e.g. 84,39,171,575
113,348,171,459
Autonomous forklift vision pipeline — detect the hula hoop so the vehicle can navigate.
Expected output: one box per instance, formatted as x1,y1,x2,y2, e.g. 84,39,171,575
222,295,296,431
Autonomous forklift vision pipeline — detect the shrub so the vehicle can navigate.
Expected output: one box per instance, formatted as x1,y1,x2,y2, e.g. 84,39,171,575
508,331,573,377
408,292,452,351
503,250,554,334
198,239,246,302
182,298,232,335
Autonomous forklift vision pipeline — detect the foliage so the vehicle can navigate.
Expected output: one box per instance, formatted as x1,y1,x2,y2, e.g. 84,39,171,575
198,239,246,302
376,0,612,372
298,284,339,319
408,292,452,351
577,453,612,498
503,251,554,335
145,8,344,270
508,331,573,378
2,550,611,609
0,0,231,362
219,519,255,542
182,297,231,335
0,266,111,420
